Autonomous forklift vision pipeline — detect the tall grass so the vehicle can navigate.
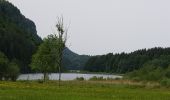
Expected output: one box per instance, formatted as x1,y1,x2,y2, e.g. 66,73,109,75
0,81,170,100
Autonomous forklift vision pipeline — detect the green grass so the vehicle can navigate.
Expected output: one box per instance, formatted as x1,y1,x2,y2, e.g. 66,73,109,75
0,81,170,100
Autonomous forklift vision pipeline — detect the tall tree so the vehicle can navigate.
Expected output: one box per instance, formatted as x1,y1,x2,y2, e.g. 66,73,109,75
31,17,68,83
55,17,68,86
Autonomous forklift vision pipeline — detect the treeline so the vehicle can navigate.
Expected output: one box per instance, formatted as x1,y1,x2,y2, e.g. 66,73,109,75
84,47,170,73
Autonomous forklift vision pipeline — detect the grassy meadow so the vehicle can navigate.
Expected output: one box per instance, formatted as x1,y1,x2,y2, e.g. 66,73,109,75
0,80,170,100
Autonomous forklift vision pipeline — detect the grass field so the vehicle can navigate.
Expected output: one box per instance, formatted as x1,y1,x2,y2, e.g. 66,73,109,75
0,80,170,100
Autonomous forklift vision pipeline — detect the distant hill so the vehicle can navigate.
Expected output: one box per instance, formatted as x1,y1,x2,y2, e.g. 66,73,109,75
0,0,42,73
63,48,90,70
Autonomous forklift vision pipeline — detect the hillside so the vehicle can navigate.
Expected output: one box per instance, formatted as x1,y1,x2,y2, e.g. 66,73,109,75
0,0,90,72
63,48,90,70
0,0,42,73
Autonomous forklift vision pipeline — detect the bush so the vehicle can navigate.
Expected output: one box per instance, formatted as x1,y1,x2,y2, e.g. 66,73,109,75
131,77,141,82
38,79,44,83
0,52,9,80
7,61,20,81
160,78,170,87
126,64,166,82
75,77,84,81
0,53,20,81
165,66,170,78
89,76,106,81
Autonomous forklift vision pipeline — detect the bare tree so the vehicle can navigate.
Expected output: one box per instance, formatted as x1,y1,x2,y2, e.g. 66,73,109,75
55,16,68,86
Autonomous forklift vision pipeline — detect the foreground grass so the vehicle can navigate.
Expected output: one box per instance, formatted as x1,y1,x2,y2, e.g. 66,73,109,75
0,80,170,100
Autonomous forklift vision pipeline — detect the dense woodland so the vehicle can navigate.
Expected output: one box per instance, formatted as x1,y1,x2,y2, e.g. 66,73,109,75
0,0,42,73
85,47,170,73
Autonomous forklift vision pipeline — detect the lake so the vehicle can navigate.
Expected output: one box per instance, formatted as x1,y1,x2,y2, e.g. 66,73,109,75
17,73,122,81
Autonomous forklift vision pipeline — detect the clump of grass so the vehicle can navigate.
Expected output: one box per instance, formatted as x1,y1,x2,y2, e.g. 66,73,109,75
89,76,106,81
75,77,85,81
89,76,121,81
37,79,44,83
108,77,121,80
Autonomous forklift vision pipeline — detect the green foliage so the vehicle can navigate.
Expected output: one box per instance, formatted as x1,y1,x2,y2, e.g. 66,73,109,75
0,51,9,80
126,55,170,83
0,0,42,73
0,52,20,81
160,78,170,87
6,61,20,81
165,66,170,78
31,34,62,81
85,47,170,73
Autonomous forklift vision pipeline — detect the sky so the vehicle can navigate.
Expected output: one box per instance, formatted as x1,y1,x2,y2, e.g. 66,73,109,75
8,0,170,55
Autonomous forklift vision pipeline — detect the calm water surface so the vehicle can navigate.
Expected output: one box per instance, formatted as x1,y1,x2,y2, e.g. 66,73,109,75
18,73,122,80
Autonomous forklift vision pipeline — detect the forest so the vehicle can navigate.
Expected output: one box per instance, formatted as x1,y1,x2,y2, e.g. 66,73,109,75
85,47,170,73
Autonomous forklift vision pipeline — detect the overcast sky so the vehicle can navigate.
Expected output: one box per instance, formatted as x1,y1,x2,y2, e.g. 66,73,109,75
8,0,170,55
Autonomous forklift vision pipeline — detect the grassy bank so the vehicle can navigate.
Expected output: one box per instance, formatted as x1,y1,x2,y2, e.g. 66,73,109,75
0,80,170,100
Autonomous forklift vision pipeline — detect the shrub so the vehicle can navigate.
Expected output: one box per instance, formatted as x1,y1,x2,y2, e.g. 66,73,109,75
37,79,44,83
160,78,170,87
75,77,84,81
131,77,141,82
89,76,106,81
165,66,170,78
0,53,20,81
7,61,20,81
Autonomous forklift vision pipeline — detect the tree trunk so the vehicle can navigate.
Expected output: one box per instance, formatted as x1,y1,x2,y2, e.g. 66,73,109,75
43,72,46,82
58,47,63,87
58,66,61,86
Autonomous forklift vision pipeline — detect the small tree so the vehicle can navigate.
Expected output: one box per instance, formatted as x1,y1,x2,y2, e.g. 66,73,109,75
31,35,60,82
7,61,20,81
0,52,20,81
0,52,9,80
31,16,68,84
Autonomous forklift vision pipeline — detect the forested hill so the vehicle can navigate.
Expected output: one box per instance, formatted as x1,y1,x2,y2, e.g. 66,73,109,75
0,0,42,73
63,48,90,70
84,47,170,73
0,0,90,73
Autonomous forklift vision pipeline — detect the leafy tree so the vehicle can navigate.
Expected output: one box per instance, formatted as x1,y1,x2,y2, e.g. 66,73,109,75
0,52,20,81
31,17,68,84
0,51,8,80
7,61,20,81
31,35,59,82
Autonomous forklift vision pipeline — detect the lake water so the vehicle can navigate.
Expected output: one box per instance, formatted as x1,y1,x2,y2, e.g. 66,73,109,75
17,73,122,81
